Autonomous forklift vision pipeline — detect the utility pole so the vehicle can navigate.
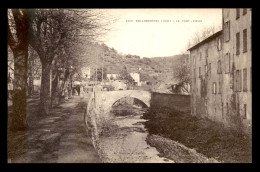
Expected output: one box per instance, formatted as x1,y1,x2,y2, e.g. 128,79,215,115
102,53,104,84
95,66,97,85
95,47,97,86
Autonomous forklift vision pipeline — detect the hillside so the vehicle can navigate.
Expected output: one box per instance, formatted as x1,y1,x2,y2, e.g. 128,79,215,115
87,43,189,85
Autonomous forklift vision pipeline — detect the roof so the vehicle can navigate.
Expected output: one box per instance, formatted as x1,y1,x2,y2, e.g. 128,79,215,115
187,30,222,51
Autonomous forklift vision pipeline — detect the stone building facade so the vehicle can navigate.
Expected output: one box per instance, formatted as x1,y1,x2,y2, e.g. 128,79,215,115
130,72,141,86
188,8,251,132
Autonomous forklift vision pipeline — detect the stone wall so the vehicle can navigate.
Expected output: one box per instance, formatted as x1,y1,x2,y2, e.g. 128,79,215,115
150,92,191,113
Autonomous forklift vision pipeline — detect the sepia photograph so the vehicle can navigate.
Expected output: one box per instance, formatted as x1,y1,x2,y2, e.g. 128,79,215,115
7,8,252,163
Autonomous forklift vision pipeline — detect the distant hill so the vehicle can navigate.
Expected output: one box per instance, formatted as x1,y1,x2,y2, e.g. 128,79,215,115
86,43,189,85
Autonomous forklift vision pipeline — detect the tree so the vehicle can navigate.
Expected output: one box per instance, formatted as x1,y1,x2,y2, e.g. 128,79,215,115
91,68,108,82
172,55,190,94
186,25,222,51
27,45,41,96
118,66,135,85
27,9,112,115
110,75,114,80
172,25,222,94
27,9,70,115
8,9,30,130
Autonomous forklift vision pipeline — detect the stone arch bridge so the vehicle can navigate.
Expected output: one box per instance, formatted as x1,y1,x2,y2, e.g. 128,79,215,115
87,90,151,116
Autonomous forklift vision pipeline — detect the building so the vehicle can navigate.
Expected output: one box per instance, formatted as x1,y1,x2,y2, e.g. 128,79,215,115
81,67,91,79
111,80,127,90
188,8,251,132
130,72,141,86
107,73,120,80
169,82,191,95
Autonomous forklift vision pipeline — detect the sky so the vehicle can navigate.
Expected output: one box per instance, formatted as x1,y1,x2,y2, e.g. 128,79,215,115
101,8,222,58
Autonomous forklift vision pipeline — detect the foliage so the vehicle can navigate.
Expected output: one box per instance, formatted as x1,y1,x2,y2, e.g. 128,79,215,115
118,66,135,85
186,25,222,50
173,55,190,84
91,68,108,82
143,109,252,163
8,9,30,130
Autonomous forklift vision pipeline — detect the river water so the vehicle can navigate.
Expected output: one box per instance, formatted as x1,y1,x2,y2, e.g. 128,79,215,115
98,107,174,163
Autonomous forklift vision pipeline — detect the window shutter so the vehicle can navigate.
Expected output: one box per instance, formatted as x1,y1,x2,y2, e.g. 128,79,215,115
219,80,222,94
244,104,247,119
236,32,240,55
239,70,242,91
217,60,222,74
225,21,230,42
243,68,247,91
236,8,240,19
243,29,247,53
243,8,247,15
225,53,230,73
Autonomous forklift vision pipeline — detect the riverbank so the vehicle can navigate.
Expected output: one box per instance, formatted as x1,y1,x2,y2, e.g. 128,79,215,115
142,108,252,163
8,95,101,163
94,108,174,163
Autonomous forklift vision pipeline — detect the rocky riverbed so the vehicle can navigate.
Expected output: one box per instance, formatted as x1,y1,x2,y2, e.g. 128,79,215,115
95,107,219,163
98,113,174,163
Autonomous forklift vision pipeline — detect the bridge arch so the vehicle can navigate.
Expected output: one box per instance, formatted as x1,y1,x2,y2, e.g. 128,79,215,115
111,97,148,108
87,90,151,117
101,90,150,114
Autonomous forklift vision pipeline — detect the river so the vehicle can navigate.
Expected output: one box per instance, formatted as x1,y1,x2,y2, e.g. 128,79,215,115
98,106,174,163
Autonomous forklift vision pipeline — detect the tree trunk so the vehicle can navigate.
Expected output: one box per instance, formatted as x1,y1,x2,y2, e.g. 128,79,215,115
51,71,59,107
27,52,34,97
10,49,28,131
68,79,72,98
28,73,34,96
38,62,52,116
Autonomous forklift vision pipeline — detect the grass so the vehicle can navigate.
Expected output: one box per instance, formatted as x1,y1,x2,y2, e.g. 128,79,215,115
142,108,252,163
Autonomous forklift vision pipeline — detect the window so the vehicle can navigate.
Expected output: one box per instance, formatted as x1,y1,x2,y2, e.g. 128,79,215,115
194,69,196,89
224,21,230,42
205,49,208,58
222,102,224,119
250,67,252,91
193,56,196,65
237,103,240,116
212,82,217,94
217,60,222,74
235,70,242,92
243,104,247,119
217,37,222,51
243,29,247,53
199,67,201,77
200,52,202,61
219,80,222,94
236,8,240,19
205,98,208,117
205,64,208,75
226,103,229,116
236,32,240,55
230,62,235,89
209,63,211,75
243,8,247,15
224,53,230,73
239,70,242,91
243,68,247,92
